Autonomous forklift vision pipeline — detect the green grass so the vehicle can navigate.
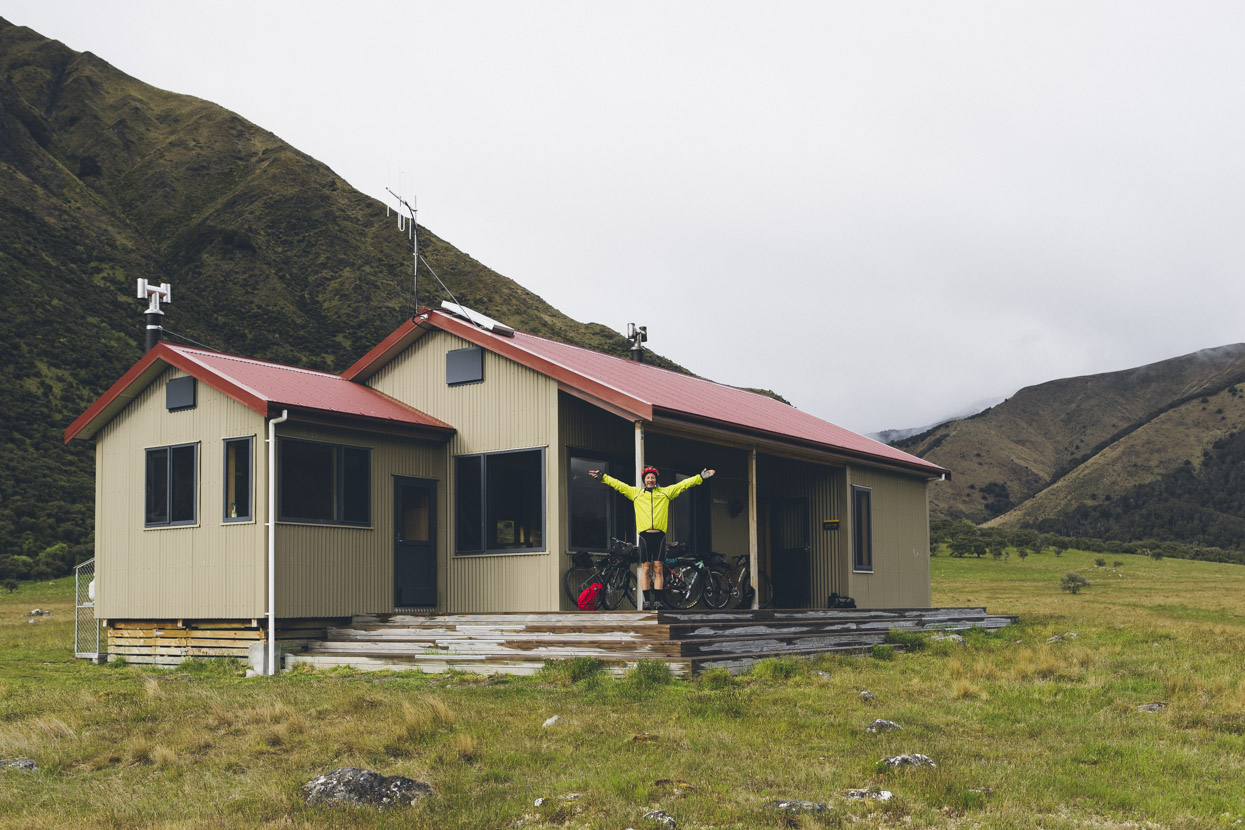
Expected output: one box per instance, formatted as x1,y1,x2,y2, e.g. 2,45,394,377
3,550,1245,828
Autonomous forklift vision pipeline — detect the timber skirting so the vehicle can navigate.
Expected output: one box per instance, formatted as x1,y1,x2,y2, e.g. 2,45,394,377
106,618,347,667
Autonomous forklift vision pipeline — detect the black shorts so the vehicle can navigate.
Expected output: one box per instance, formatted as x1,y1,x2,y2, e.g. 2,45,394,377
637,530,666,564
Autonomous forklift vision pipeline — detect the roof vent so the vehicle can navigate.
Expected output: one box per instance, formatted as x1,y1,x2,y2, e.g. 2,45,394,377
627,323,647,362
137,279,171,352
440,302,515,337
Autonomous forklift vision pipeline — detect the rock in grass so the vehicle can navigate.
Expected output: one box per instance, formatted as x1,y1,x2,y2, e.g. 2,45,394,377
881,753,936,768
845,788,893,802
0,758,38,772
858,690,878,703
542,715,561,728
763,799,829,813
932,634,964,644
643,808,677,827
866,719,902,733
303,767,432,808
1137,702,1167,713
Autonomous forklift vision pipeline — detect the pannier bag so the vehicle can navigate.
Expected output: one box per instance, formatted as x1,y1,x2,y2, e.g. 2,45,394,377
828,592,856,608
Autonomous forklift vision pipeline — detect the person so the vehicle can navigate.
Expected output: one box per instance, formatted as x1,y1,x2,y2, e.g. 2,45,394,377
587,465,715,609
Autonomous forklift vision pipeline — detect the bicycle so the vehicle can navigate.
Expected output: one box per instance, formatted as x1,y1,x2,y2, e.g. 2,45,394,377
659,543,722,609
563,538,638,610
704,552,771,609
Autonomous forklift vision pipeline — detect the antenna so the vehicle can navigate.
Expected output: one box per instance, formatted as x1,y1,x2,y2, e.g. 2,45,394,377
383,185,468,322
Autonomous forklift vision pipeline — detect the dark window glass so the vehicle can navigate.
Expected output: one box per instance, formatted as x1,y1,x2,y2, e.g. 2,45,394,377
278,438,370,525
487,450,543,550
455,456,483,552
568,456,611,550
224,438,252,521
145,448,169,525
342,447,370,524
144,444,196,527
455,449,544,553
853,487,873,571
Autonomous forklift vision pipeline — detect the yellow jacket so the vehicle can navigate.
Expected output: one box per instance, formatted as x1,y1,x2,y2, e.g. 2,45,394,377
601,473,704,533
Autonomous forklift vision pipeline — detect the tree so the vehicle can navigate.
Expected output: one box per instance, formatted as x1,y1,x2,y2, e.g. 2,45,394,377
1060,573,1089,594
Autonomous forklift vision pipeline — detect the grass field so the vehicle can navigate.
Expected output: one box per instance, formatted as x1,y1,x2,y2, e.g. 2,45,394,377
2,549,1244,828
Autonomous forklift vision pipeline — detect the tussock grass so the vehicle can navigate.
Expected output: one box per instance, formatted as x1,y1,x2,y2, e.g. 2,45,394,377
3,557,1245,827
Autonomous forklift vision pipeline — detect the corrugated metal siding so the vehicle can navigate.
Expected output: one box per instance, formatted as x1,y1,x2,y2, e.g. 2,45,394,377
368,331,561,612
95,368,267,619
845,466,932,608
273,423,445,618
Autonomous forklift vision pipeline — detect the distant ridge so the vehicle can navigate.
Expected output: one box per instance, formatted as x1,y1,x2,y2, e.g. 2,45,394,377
870,394,1009,444
896,344,1245,550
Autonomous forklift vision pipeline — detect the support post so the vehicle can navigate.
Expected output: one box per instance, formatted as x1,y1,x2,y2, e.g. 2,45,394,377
635,421,645,612
748,447,759,609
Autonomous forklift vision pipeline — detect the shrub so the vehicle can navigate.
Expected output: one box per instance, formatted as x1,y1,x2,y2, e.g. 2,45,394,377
871,644,897,661
1061,573,1089,594
751,658,804,681
625,659,673,690
538,656,604,685
1095,558,1106,567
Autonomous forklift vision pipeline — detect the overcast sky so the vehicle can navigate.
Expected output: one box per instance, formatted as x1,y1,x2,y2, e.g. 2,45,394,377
8,2,1245,434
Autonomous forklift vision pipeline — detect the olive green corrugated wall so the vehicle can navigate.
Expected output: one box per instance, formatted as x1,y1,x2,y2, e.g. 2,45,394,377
94,368,267,619
367,332,562,612
844,465,932,608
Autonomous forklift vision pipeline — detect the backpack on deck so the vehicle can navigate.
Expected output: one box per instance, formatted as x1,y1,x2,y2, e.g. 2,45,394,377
578,582,604,610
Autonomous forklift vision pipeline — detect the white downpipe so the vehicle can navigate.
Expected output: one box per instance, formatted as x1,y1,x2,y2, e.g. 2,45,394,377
267,409,289,675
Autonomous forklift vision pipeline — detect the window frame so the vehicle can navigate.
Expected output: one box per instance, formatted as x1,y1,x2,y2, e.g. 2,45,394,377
276,437,372,527
144,442,199,528
455,447,546,555
222,436,254,523
852,485,873,572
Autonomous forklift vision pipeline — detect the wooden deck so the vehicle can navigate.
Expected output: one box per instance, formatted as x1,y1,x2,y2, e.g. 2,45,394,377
282,606,1017,676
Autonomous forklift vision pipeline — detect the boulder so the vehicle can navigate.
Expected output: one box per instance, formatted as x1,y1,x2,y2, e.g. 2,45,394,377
1136,703,1167,713
858,690,878,703
762,800,829,813
866,719,902,733
0,758,38,772
881,753,936,768
302,767,432,808
542,715,561,728
845,788,893,802
643,808,677,827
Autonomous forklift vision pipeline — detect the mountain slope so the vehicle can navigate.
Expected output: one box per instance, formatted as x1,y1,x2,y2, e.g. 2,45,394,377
0,18,679,570
897,345,1245,524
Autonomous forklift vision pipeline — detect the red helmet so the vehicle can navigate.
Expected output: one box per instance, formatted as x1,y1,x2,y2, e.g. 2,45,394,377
642,466,660,478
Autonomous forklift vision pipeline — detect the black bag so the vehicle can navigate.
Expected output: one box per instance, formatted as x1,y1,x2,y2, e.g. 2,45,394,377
828,592,856,609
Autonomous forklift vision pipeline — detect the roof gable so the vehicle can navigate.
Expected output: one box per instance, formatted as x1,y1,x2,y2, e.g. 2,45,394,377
66,343,453,443
346,310,947,478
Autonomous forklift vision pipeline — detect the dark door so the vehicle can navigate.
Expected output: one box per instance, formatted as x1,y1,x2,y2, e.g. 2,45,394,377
770,498,811,608
395,477,437,607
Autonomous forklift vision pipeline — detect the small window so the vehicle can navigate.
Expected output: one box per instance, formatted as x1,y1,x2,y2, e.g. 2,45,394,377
853,486,873,572
446,347,484,386
145,443,197,526
278,438,371,526
455,449,544,553
223,438,253,521
166,376,197,411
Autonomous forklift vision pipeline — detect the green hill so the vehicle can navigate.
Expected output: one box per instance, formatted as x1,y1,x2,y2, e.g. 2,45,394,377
0,18,679,575
896,346,1245,550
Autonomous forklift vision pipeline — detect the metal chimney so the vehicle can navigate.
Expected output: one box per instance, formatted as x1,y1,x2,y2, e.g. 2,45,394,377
627,323,647,363
136,279,171,352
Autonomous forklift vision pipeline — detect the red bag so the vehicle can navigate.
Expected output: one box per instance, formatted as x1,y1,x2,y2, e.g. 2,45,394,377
577,582,604,610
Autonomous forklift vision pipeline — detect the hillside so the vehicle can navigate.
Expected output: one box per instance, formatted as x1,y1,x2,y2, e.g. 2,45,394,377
896,346,1245,549
0,18,682,572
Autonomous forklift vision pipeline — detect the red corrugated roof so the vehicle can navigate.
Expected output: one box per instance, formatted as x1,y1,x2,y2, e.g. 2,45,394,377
347,310,947,478
66,343,453,443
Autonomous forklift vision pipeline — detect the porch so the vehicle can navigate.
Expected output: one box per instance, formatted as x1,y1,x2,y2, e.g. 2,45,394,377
282,606,1017,677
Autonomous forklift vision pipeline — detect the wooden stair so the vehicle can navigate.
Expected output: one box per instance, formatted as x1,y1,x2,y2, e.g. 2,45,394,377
283,607,1016,676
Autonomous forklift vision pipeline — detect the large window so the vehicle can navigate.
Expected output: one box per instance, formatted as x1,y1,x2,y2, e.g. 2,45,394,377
455,449,544,553
567,453,626,551
145,443,197,527
853,486,873,572
278,438,370,526
223,437,253,522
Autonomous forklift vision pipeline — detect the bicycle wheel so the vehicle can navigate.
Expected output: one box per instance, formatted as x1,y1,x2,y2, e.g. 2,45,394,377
664,566,703,609
563,565,598,606
701,569,731,609
601,565,636,610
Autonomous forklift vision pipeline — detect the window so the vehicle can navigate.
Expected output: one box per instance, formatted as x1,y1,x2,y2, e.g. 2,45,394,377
567,453,624,551
455,449,544,553
145,443,197,526
277,438,370,525
853,486,873,571
223,437,253,521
